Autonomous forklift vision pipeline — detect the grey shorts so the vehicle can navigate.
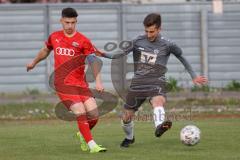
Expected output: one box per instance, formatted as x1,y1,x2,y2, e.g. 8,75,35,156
124,77,167,111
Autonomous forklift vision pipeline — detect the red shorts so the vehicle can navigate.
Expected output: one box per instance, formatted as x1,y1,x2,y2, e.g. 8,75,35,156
57,92,92,109
55,81,93,109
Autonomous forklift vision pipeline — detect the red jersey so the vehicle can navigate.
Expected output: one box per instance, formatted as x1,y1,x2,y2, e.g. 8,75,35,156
45,30,95,86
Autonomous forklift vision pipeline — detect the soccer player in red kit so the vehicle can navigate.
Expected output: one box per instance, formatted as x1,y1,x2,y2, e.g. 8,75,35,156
26,7,107,153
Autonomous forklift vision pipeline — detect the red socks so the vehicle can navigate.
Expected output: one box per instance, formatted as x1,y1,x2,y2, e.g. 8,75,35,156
76,115,93,143
88,118,98,130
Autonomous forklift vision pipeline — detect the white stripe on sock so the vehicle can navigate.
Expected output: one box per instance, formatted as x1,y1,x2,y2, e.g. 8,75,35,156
153,106,165,128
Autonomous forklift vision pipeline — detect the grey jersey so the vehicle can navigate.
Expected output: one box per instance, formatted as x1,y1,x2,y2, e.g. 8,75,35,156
126,34,197,79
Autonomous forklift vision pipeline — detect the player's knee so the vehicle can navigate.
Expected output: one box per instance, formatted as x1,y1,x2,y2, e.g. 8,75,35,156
70,102,86,116
122,110,134,123
151,96,166,107
87,110,99,120
72,110,86,117
122,118,132,124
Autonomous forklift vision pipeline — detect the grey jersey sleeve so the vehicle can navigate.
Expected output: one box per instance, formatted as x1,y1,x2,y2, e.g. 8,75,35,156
169,42,197,79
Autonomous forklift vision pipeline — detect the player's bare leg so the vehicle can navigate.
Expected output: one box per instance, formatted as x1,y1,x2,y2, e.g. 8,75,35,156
120,108,135,147
151,96,172,137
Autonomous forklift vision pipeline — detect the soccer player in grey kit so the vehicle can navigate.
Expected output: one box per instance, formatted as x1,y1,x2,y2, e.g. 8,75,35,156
117,13,208,147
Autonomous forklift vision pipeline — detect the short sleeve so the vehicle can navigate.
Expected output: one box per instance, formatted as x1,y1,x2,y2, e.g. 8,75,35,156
82,39,95,56
45,35,53,50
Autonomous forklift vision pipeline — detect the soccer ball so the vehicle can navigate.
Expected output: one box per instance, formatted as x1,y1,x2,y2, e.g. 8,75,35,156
180,125,201,146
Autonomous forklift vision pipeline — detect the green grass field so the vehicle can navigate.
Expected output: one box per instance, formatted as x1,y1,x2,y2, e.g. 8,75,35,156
0,118,240,160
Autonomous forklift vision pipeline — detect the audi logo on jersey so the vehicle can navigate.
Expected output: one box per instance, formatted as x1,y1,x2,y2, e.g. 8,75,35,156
56,47,75,56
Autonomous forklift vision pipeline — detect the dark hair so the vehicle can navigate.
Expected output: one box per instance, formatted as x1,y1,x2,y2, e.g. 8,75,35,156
143,13,161,28
62,7,78,18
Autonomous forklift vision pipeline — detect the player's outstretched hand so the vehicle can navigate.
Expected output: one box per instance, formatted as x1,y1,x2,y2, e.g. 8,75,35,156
26,62,36,72
93,45,104,57
96,81,104,92
193,76,208,85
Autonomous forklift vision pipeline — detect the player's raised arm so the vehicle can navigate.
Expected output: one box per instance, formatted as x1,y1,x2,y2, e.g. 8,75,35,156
170,42,208,85
93,41,133,59
26,45,51,72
